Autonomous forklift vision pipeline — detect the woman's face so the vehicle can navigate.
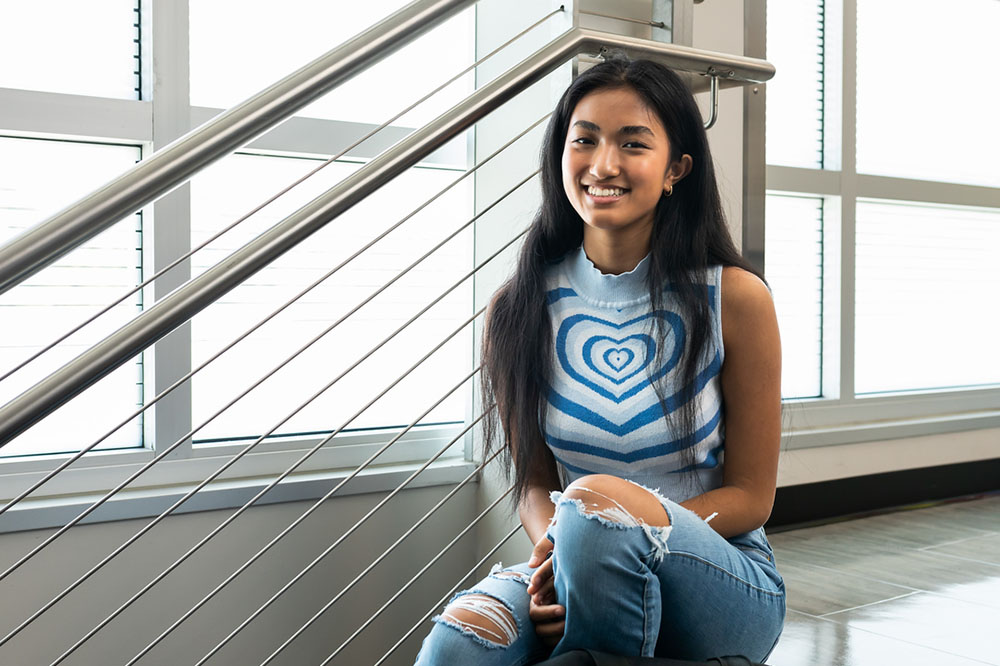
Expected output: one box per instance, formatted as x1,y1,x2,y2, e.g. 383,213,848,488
561,87,680,242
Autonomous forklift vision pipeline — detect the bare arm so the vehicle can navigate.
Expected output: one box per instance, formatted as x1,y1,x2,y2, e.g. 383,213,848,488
680,266,782,538
518,451,562,544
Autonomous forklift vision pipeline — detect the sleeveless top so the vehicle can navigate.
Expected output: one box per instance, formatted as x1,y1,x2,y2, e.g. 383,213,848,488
542,247,725,503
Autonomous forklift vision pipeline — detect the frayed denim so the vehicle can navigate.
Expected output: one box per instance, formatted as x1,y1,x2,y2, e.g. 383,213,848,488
414,489,784,665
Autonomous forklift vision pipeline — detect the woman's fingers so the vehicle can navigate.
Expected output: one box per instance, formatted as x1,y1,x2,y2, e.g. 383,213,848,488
527,536,554,568
526,556,553,595
529,599,565,647
528,600,565,623
532,575,556,606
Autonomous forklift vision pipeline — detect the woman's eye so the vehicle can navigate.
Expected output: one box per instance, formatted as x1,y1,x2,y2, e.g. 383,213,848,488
623,141,649,149
571,137,593,145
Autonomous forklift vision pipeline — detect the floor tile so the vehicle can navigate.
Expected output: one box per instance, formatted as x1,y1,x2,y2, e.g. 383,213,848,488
831,591,1000,664
922,532,1000,566
766,610,992,666
777,558,914,616
778,543,1000,610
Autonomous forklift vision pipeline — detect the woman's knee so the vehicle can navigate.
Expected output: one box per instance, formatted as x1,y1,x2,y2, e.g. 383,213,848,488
562,474,671,527
436,593,518,648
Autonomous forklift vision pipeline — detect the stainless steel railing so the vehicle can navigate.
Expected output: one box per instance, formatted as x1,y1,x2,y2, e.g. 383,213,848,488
0,1,773,663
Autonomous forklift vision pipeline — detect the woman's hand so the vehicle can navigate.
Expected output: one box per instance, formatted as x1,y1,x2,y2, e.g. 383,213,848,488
526,536,564,647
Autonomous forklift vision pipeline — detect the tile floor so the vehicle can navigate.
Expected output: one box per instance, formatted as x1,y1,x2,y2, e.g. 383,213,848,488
765,492,1000,665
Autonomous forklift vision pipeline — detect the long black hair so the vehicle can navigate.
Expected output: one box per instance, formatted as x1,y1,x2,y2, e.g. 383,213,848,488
482,56,762,506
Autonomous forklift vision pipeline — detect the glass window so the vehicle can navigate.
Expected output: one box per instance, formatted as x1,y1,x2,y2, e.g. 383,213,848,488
765,194,824,399
0,1,139,99
188,153,473,443
765,0,825,169
857,0,1000,187
189,1,476,127
0,137,143,457
855,200,1000,394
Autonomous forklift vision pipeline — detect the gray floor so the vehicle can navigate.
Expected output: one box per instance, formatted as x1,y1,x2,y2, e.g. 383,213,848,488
765,492,1000,665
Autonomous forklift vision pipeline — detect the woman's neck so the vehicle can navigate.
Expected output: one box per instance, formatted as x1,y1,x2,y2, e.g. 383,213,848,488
582,227,652,275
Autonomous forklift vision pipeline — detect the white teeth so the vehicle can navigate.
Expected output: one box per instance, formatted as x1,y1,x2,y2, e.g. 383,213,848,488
587,186,625,197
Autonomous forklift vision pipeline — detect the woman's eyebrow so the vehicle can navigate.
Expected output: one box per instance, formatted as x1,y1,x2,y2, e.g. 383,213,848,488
619,125,655,137
571,120,601,132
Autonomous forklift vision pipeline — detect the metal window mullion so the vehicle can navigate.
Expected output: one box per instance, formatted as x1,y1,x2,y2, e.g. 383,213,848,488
320,485,516,666
375,522,521,666
839,0,857,403
149,0,194,459
743,0,766,273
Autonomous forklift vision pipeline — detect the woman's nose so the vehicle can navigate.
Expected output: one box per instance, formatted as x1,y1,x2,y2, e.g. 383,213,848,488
589,143,620,179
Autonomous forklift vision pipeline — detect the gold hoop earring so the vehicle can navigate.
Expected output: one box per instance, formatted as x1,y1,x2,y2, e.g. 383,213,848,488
663,184,673,197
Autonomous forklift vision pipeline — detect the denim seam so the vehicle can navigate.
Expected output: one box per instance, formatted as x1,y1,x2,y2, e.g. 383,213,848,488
663,551,785,598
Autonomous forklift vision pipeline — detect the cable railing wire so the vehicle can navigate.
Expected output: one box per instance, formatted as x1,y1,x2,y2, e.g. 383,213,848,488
255,446,503,666
375,518,522,666
44,361,482,666
317,485,515,666
35,216,533,662
0,6,562,389
195,432,501,666
0,110,549,523
5,308,480,654
0,167,535,592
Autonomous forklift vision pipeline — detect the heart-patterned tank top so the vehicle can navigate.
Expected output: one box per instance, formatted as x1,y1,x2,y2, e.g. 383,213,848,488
543,247,725,502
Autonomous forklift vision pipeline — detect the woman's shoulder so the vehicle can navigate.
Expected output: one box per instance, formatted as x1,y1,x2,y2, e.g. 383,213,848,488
720,266,778,343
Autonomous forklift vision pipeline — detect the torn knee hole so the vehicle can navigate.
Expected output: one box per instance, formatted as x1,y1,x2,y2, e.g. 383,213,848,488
440,594,517,647
562,486,645,527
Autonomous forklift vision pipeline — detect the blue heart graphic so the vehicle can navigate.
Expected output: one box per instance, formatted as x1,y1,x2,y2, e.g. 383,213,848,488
555,311,685,403
582,335,651,385
603,347,634,373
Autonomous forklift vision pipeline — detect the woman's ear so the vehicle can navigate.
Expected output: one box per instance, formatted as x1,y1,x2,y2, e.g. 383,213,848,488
664,154,694,192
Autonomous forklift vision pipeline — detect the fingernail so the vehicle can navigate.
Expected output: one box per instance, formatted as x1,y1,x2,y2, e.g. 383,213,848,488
555,606,564,616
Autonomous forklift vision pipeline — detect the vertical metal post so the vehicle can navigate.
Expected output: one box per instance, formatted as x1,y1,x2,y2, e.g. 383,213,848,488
148,0,194,457
839,0,857,402
651,0,673,43
670,0,695,46
742,0,767,274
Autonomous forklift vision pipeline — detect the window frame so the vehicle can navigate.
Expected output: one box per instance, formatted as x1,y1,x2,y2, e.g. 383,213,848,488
0,0,483,530
757,0,1000,449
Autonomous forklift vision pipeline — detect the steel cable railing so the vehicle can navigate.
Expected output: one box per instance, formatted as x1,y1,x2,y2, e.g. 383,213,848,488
0,113,548,521
0,27,773,447
0,5,562,390
109,412,498,666
193,441,503,666
1,169,534,651
374,523,522,666
19,211,534,662
44,205,530,660
0,165,537,590
316,485,516,666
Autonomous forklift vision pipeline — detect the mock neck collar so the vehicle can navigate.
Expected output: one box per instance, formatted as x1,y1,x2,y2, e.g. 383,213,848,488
564,246,651,306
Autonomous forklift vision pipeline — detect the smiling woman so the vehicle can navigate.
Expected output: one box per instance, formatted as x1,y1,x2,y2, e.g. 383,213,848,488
413,56,784,665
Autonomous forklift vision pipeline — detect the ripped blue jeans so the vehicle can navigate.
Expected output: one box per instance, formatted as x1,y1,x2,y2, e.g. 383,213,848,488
414,487,785,665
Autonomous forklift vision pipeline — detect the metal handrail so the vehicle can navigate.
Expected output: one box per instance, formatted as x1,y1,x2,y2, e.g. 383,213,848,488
0,0,478,295
0,28,774,448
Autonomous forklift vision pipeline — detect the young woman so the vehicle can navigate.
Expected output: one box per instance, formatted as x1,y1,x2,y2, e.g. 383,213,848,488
415,56,784,665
